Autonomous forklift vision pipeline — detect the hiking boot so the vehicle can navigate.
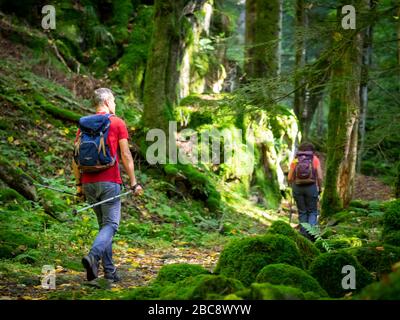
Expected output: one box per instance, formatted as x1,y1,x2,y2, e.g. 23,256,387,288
82,255,99,281
104,270,121,283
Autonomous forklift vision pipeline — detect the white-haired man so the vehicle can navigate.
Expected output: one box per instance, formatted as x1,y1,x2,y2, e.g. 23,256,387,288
72,88,143,282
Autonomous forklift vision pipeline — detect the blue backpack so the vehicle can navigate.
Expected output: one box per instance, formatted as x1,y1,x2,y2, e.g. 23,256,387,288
74,114,116,172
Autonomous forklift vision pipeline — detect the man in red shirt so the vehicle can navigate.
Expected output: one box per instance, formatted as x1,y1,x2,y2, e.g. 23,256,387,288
72,88,143,282
288,142,323,241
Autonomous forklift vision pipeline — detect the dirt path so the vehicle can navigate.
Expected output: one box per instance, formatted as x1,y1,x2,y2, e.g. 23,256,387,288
0,245,221,300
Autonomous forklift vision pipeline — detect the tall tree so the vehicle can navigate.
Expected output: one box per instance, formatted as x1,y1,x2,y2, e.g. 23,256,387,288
293,1,330,140
321,1,367,217
357,0,375,172
244,0,283,208
245,0,282,79
142,0,191,132
293,0,307,133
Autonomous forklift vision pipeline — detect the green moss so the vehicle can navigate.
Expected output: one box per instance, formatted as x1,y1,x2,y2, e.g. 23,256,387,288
267,221,320,269
356,268,400,300
124,285,164,300
256,263,328,297
309,251,373,298
165,163,221,212
238,283,310,300
214,234,303,286
111,5,154,99
346,245,400,280
153,263,210,286
0,188,25,203
159,274,244,300
164,164,180,176
383,199,400,235
0,244,14,259
0,229,39,259
33,94,81,123
383,231,400,247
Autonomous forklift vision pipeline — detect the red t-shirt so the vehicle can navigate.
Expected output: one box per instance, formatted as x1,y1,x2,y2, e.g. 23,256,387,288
75,112,129,184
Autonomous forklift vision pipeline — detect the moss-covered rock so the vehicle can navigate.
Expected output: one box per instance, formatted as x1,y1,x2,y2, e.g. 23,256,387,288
124,285,164,300
153,263,210,286
214,234,303,286
237,283,316,300
356,268,400,300
346,245,400,280
267,221,320,268
382,199,400,235
309,251,373,298
255,263,328,297
159,274,244,300
383,231,400,247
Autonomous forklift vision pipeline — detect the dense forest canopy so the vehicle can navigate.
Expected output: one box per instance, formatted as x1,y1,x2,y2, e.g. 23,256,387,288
0,0,400,302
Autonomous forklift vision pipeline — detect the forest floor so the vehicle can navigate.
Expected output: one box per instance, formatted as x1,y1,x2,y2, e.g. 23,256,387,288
0,245,222,300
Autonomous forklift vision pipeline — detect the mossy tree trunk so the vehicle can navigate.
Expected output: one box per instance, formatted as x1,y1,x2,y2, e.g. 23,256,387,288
357,0,375,173
293,0,307,136
395,162,400,198
0,159,37,201
245,0,282,79
321,1,366,217
142,0,191,132
244,0,283,207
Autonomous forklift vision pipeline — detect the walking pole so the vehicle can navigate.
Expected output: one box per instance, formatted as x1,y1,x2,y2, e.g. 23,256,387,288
34,183,77,196
72,190,133,215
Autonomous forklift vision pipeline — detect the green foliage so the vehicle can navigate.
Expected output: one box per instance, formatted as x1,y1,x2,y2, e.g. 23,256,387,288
309,251,374,298
267,220,320,269
33,94,81,123
314,236,363,253
163,163,221,212
255,263,328,297
110,0,134,43
301,223,332,252
214,234,303,286
346,245,400,280
382,231,400,247
153,263,210,286
382,200,400,236
158,274,244,300
237,283,319,300
356,268,400,300
0,187,25,203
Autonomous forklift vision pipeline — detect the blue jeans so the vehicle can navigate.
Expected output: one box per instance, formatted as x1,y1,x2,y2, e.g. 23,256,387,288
292,183,319,238
83,182,121,274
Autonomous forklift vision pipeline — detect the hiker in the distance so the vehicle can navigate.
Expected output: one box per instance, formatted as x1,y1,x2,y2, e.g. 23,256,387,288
288,142,323,241
72,88,143,282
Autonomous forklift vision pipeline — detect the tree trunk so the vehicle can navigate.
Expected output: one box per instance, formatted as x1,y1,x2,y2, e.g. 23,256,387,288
395,162,400,198
245,0,281,79
357,0,374,173
0,159,37,201
142,0,190,132
321,1,365,217
293,0,307,133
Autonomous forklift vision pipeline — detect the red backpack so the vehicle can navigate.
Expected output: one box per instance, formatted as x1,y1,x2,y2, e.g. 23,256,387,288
294,151,316,185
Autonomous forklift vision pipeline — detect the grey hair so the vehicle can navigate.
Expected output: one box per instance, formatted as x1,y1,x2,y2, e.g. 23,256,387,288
93,88,114,107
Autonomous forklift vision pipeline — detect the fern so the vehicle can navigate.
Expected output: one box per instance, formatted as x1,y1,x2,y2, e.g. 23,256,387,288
301,223,332,252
